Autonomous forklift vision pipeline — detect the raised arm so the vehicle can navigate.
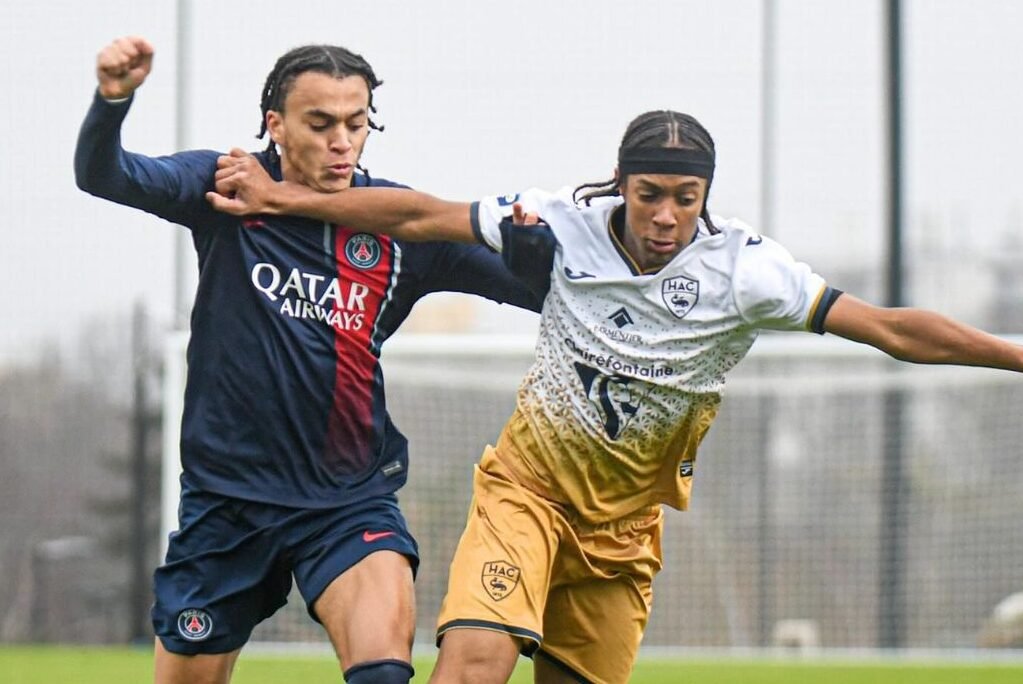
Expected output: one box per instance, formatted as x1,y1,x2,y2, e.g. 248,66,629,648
74,35,155,198
206,149,475,243
823,293,1023,371
74,36,218,226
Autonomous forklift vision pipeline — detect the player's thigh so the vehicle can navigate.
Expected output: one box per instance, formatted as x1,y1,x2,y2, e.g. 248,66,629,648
154,638,241,684
313,549,415,669
429,627,522,684
290,494,419,669
538,575,650,684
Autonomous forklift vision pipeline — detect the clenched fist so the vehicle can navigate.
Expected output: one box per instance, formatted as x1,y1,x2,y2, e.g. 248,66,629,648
96,36,154,100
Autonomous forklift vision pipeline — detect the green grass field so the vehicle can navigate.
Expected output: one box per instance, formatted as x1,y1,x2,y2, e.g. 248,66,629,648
2,646,1023,683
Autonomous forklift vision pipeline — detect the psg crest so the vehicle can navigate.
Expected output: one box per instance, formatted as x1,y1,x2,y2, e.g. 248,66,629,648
177,608,213,641
662,275,699,319
481,560,521,601
344,233,382,269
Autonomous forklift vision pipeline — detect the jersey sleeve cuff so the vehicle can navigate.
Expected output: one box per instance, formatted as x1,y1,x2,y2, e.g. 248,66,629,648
95,89,134,107
469,201,495,251
809,286,843,334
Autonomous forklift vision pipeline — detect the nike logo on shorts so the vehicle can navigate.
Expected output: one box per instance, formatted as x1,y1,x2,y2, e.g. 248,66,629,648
362,530,396,543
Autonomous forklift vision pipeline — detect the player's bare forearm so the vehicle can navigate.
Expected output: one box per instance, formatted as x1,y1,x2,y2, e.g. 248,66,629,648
284,186,475,243
825,294,1023,371
207,149,475,242
878,309,1023,369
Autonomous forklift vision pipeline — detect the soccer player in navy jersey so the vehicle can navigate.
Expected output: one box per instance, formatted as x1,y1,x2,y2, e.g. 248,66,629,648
74,36,543,684
208,110,1023,684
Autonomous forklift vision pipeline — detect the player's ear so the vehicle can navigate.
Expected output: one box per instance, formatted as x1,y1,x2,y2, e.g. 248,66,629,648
266,110,285,146
615,167,625,195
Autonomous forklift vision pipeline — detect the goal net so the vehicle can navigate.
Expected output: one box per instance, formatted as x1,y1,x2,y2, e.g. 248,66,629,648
162,331,1023,650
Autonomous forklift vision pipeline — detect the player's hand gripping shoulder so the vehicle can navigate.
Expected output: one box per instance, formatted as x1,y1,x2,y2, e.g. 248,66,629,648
96,36,154,100
207,148,299,216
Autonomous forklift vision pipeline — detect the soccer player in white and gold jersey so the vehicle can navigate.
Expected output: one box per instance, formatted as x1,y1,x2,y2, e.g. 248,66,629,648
209,110,1023,684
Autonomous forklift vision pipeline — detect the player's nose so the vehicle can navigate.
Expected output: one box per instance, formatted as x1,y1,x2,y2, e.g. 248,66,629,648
652,204,677,228
328,129,353,153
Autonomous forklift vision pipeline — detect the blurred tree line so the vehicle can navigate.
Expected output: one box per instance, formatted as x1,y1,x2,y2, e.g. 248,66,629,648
0,304,162,643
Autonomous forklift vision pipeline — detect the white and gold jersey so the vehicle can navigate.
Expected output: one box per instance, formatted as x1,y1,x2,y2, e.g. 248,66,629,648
472,188,839,523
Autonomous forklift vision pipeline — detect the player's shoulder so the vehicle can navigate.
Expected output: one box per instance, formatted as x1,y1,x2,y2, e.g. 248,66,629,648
475,186,584,231
498,186,605,211
707,216,816,306
704,215,791,256
250,150,275,174
150,148,223,189
541,187,622,229
550,185,586,207
570,190,623,218
707,215,758,242
168,148,222,168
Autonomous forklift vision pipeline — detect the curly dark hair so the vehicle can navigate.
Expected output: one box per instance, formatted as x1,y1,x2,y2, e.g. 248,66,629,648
256,44,383,175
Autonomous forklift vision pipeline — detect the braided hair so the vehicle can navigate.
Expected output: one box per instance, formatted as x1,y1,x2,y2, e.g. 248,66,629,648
574,110,717,232
257,44,383,175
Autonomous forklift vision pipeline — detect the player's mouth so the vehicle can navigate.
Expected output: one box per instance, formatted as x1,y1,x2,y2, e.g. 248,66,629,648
325,163,353,178
646,239,678,255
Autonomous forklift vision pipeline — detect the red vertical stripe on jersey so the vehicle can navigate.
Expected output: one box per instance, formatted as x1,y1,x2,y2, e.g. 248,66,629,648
324,228,393,471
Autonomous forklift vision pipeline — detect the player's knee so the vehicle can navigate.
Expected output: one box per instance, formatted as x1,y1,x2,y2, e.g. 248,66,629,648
343,658,414,684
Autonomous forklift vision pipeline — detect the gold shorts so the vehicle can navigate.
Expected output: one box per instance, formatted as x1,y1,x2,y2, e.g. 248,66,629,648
436,445,663,684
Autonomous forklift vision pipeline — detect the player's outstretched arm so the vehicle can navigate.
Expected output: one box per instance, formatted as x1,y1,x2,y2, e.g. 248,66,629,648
206,149,475,242
823,293,1023,371
96,36,154,100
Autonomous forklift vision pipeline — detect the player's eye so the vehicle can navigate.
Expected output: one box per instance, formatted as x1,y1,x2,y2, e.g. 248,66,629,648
309,122,330,132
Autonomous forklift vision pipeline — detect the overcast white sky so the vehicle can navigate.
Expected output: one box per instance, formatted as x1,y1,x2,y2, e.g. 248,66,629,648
2,0,1022,363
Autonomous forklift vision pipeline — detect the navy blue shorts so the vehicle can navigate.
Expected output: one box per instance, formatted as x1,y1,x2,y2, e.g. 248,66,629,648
153,489,419,655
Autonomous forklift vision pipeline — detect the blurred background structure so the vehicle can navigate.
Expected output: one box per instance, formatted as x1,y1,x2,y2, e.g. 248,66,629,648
2,0,1023,653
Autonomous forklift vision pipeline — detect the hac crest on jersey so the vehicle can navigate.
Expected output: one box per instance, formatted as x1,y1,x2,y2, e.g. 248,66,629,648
662,275,699,318
344,233,382,269
481,560,521,601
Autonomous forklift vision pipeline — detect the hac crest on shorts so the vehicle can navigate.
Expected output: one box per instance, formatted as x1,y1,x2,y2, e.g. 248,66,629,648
662,275,699,319
177,608,213,641
481,560,521,601
345,233,382,269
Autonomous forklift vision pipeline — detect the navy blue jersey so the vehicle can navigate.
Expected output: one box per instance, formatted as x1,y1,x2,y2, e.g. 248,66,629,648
75,92,542,508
